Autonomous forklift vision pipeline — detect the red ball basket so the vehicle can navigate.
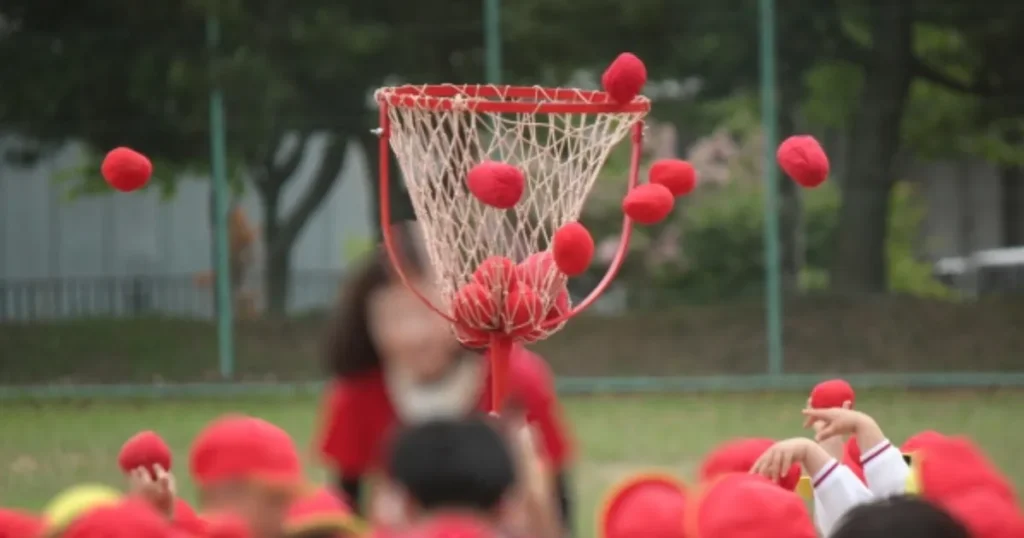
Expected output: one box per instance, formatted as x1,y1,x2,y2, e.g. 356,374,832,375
374,84,651,412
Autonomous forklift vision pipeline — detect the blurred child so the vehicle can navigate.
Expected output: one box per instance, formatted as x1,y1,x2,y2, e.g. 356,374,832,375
374,416,558,538
40,484,123,537
830,495,969,538
751,434,873,536
685,473,817,538
60,498,171,538
801,406,911,498
0,508,44,538
283,488,361,538
317,222,574,529
117,430,204,535
189,415,306,538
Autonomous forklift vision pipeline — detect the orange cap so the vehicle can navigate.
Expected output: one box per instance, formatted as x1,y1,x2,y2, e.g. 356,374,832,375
285,488,362,536
685,474,815,538
189,415,304,491
0,509,44,538
913,435,1016,504
63,499,171,538
598,473,687,538
940,488,1024,538
699,439,800,492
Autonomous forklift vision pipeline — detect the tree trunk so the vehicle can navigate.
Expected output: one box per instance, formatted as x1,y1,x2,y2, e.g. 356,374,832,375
260,134,348,314
265,239,292,314
830,2,914,293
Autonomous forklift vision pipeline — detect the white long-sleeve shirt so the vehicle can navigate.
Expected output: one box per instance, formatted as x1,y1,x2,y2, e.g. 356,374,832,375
860,439,911,498
811,459,874,536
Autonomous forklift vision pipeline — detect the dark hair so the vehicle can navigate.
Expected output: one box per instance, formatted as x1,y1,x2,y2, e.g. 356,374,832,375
386,417,516,513
831,496,969,538
324,222,427,378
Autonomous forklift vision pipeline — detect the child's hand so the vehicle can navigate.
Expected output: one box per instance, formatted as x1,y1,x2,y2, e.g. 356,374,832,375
750,438,814,482
802,408,871,442
128,464,175,518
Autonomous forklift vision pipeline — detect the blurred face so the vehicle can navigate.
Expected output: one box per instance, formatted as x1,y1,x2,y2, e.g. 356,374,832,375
368,276,460,381
202,483,295,538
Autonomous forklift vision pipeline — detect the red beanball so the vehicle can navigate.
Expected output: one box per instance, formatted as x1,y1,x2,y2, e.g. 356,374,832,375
552,222,595,277
649,159,697,197
102,147,152,192
777,135,829,188
809,379,855,409
472,256,517,293
118,431,172,476
602,53,648,104
467,161,526,209
503,285,545,337
622,184,675,225
452,282,499,331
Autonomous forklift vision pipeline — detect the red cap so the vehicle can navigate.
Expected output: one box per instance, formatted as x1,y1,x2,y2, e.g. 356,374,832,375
63,500,171,538
372,515,496,538
0,509,44,538
170,500,204,536
699,438,801,491
685,474,816,538
914,436,1016,505
285,488,362,536
598,473,687,538
119,431,172,476
940,489,1024,538
189,415,304,491
203,512,251,538
900,430,947,453
809,379,854,409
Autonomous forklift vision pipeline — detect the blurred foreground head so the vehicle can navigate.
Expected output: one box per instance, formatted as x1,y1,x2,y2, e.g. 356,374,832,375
831,496,968,538
190,415,305,538
381,417,516,529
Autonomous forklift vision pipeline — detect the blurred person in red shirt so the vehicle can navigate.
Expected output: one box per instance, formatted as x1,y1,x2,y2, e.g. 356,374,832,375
316,222,573,531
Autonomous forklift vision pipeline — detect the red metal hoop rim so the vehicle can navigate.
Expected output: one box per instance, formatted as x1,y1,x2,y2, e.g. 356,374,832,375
375,84,651,114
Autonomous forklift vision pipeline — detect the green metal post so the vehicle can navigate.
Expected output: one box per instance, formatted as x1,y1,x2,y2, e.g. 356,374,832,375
483,0,502,83
206,15,235,379
759,0,784,376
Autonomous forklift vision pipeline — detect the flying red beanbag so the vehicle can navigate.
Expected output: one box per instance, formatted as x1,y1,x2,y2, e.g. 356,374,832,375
776,136,829,188
467,161,525,209
118,431,172,477
552,222,594,277
622,184,674,225
102,147,152,192
602,53,647,104
648,159,697,197
809,379,855,409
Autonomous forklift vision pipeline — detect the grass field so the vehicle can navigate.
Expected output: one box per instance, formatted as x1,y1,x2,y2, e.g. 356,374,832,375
2,390,1022,536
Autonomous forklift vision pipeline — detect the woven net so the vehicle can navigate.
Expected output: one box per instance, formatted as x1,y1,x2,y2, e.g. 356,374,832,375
376,84,649,342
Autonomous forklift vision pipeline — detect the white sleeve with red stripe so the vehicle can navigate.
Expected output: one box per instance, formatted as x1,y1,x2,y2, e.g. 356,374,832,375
812,458,874,536
860,439,910,498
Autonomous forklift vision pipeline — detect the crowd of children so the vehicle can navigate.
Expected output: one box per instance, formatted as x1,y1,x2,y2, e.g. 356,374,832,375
1,378,1022,538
